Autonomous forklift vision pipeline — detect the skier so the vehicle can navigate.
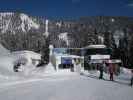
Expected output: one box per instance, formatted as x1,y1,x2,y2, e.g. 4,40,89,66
99,64,104,79
130,69,133,87
109,63,114,81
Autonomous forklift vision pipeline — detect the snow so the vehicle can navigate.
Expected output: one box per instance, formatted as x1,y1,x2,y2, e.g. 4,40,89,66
111,18,115,22
0,44,16,78
121,67,132,74
11,50,41,60
20,13,40,32
113,30,124,47
0,12,13,17
0,44,10,55
0,12,40,33
11,50,41,68
1,18,11,33
82,67,133,85
0,13,13,33
0,44,132,100
119,67,132,80
0,48,41,78
43,63,56,74
56,22,62,28
85,44,106,49
0,70,132,100
0,46,132,100
58,32,70,46
10,50,41,75
98,35,104,44
90,55,110,60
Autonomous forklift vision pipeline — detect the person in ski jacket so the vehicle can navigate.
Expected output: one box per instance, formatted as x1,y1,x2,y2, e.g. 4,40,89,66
99,64,104,79
109,63,115,81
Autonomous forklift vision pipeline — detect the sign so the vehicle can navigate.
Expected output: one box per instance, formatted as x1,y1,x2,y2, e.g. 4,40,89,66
61,57,72,64
90,55,110,60
107,59,121,63
89,59,103,64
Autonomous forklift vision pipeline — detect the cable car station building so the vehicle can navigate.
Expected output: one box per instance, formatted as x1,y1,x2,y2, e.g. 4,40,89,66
49,44,121,72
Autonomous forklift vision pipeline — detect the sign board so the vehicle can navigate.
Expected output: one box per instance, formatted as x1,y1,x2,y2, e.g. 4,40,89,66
89,59,103,64
90,55,110,60
61,57,72,64
89,59,121,64
107,59,121,63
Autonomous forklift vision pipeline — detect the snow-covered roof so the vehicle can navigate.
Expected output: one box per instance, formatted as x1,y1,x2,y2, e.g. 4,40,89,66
90,55,110,60
107,59,121,63
90,59,121,64
84,45,106,49
11,50,41,60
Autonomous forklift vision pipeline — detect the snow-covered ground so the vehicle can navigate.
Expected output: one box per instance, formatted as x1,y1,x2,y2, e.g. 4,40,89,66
0,44,133,100
0,70,132,100
82,69,132,86
0,55,132,100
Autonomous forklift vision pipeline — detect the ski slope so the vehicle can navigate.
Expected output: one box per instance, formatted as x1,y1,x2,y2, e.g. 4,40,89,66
0,72,132,100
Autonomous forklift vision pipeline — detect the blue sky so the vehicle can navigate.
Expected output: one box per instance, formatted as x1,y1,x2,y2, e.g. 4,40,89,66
0,0,133,18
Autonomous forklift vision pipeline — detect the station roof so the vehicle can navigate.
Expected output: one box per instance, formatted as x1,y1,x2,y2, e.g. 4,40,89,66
84,45,106,49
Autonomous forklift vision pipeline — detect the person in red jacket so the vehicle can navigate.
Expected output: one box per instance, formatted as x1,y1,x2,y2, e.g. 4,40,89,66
109,63,115,81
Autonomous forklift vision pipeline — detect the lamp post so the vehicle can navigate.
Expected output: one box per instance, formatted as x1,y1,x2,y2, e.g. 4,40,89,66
49,44,54,63
44,19,49,37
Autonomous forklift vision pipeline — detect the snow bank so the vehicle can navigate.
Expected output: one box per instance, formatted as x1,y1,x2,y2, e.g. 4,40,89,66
120,67,131,75
117,67,132,80
0,49,41,78
10,50,41,75
0,44,10,55
0,55,15,76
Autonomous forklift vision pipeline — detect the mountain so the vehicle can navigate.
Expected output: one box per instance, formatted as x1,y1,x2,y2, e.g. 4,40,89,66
0,12,42,33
